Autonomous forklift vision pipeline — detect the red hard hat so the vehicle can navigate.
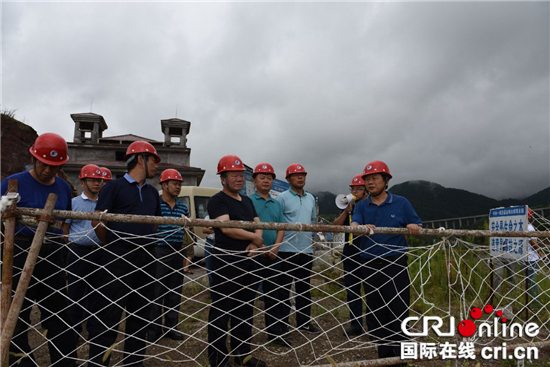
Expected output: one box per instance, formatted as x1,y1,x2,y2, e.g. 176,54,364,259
362,160,392,179
29,132,69,166
217,155,245,174
159,168,183,183
124,141,161,163
100,167,112,181
528,208,533,221
253,163,276,179
350,174,365,187
286,163,307,178
79,164,103,180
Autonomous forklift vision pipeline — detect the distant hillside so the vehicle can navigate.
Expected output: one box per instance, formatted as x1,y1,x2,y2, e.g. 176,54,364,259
315,180,549,220
524,187,550,208
389,181,509,220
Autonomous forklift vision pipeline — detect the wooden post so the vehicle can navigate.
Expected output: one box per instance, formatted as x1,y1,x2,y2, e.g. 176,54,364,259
1,180,18,333
0,193,57,366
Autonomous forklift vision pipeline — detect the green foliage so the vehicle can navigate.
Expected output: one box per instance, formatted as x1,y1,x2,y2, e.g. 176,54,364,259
319,213,338,223
1,108,17,118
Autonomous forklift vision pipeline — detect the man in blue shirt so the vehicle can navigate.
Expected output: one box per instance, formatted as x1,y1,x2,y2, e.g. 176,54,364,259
351,161,421,367
248,163,290,348
1,132,77,366
148,168,188,341
62,164,104,335
88,141,161,366
332,174,368,338
276,163,320,335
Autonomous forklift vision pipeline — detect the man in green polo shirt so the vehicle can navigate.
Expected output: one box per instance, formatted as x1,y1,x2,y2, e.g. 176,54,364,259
248,163,290,348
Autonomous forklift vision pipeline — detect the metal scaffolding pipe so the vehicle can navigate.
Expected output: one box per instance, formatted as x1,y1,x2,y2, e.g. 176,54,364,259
13,207,550,239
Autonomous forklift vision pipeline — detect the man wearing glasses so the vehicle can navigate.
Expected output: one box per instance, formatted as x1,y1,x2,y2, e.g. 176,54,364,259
332,174,368,337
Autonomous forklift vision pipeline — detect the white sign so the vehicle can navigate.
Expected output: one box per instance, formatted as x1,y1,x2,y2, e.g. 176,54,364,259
489,205,528,260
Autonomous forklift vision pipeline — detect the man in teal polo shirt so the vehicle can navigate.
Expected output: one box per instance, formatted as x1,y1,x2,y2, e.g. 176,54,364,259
248,163,290,348
275,163,320,335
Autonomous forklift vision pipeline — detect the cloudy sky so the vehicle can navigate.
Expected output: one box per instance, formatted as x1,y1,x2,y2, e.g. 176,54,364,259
3,1,549,200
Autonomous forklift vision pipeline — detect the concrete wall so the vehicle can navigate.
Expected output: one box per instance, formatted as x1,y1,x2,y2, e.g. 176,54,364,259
67,144,191,166
66,144,198,195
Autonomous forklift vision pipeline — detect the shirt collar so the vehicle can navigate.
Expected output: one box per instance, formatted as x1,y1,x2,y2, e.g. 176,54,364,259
160,196,180,206
252,192,274,202
289,188,307,197
124,173,147,186
366,191,393,205
80,192,97,202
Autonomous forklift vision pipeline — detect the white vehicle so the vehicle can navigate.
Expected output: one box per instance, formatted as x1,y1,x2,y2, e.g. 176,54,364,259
177,186,220,257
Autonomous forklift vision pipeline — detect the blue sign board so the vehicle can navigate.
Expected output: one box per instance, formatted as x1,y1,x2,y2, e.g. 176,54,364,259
489,205,528,259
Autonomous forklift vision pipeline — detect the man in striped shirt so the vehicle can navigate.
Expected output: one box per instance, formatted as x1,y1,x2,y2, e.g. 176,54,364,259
148,169,189,341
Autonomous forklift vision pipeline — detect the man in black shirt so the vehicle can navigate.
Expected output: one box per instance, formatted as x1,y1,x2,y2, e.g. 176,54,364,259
207,155,267,367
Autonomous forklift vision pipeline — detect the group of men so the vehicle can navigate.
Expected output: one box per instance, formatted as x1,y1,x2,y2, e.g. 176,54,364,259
206,157,321,367
2,132,423,367
1,134,194,366
205,156,422,367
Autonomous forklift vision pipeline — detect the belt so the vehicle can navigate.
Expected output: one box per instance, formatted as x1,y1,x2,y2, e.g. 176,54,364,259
155,243,183,249
69,243,100,249
14,235,64,244
365,254,407,266
14,235,34,242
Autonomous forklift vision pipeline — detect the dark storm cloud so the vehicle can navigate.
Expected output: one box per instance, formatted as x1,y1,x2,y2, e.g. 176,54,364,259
2,2,548,200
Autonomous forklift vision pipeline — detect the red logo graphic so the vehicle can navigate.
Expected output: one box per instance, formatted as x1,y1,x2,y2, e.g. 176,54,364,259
458,304,506,337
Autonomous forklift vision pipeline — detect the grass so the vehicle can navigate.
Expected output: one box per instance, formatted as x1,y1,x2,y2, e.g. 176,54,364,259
170,238,550,366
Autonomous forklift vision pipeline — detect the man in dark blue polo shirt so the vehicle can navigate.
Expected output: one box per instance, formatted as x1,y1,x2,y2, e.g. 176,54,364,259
88,141,161,367
148,168,188,342
1,132,77,366
351,161,421,367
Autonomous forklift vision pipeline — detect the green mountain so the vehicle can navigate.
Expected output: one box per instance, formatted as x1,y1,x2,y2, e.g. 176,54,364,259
524,187,550,208
315,181,549,220
390,181,507,220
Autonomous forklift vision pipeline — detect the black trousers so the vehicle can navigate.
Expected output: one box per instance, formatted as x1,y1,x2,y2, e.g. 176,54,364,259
66,244,103,334
148,244,184,337
254,256,286,338
208,250,258,367
342,244,366,330
87,243,155,366
278,252,314,329
9,238,77,367
361,254,410,367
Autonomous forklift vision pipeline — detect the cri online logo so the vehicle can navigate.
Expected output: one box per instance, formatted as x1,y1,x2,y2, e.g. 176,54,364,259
459,305,502,337
402,304,539,338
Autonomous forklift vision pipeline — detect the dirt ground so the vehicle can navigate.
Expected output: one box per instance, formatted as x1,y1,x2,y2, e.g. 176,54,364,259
21,265,550,366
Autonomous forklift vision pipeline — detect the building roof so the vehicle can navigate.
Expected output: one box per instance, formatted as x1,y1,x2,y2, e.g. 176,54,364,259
64,160,204,173
70,112,108,131
99,134,159,143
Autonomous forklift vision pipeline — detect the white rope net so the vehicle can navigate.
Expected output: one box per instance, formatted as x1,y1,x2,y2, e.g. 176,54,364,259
2,211,550,366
